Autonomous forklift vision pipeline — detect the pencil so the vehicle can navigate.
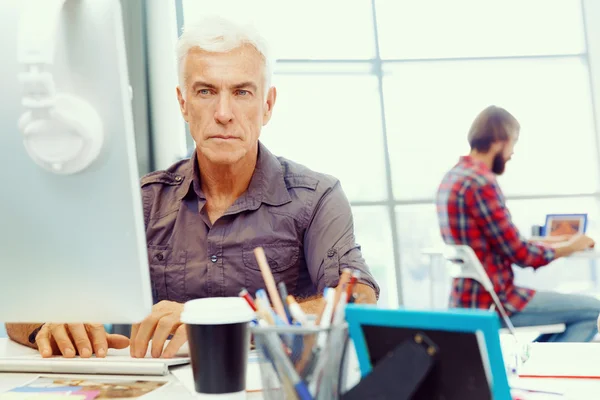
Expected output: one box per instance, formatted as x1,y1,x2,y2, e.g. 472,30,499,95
254,247,290,324
332,268,352,317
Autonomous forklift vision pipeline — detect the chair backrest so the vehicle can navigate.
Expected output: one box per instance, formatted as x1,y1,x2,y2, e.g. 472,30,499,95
442,244,495,293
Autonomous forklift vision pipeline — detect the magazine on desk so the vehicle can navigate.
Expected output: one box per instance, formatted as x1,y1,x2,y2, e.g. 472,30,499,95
0,375,171,399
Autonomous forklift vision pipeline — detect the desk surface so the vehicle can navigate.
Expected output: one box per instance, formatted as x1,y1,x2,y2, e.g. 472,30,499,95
0,338,263,399
3,339,600,399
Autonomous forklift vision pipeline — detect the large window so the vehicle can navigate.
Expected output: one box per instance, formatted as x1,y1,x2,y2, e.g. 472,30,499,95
180,0,600,308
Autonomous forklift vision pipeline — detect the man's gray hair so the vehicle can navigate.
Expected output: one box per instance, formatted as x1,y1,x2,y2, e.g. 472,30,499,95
176,16,273,99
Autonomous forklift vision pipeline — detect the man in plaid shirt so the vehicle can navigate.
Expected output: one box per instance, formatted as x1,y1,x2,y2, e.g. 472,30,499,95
437,105,600,342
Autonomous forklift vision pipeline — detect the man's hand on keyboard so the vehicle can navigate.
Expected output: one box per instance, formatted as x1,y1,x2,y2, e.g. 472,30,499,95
130,300,186,359
35,323,129,358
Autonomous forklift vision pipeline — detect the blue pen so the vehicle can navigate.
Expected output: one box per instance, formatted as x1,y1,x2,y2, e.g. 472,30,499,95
255,289,275,320
259,320,313,400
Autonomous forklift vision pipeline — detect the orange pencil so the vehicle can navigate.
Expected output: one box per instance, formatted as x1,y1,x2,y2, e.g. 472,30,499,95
254,247,290,324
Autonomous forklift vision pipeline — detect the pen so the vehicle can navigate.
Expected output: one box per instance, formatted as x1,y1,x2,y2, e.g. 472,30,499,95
309,293,348,396
332,268,352,317
278,281,293,323
255,290,275,325
331,292,347,326
254,247,290,324
257,319,313,400
345,270,361,302
316,288,335,347
287,295,308,326
239,288,257,312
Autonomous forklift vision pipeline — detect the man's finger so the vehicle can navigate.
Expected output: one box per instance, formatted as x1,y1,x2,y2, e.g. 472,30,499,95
86,324,108,358
151,317,179,358
67,324,92,358
132,316,160,358
51,324,76,358
129,323,140,357
162,324,187,359
107,334,130,350
35,324,53,358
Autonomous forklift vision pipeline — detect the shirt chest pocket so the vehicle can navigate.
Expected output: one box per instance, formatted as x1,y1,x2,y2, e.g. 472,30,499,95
147,245,188,303
242,243,301,295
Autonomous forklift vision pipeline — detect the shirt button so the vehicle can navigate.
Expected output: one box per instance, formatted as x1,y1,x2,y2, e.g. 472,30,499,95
175,175,183,182
210,255,218,263
156,253,164,261
327,249,336,258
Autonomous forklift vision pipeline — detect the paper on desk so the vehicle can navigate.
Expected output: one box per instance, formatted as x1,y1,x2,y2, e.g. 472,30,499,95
0,347,190,376
519,344,600,378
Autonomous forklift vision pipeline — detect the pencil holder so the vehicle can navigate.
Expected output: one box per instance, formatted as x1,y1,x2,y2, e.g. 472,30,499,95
251,322,349,400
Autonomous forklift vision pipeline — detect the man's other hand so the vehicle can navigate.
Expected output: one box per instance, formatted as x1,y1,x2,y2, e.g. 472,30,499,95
568,234,596,253
35,323,129,358
130,300,186,359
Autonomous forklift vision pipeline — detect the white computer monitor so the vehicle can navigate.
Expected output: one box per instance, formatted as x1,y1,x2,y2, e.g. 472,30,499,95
0,0,152,323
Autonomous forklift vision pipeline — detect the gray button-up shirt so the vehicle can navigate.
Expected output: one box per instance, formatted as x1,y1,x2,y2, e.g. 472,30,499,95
141,142,379,303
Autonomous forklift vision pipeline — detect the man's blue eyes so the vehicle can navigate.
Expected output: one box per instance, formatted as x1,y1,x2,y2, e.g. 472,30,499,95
197,89,250,96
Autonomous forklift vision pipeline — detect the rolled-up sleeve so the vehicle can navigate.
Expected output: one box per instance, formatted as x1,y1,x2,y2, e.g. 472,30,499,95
303,182,380,297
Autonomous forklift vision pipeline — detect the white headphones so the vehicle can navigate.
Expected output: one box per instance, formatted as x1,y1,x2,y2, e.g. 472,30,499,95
17,0,104,175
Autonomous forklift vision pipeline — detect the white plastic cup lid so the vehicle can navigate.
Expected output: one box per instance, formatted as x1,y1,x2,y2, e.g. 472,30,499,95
181,297,255,325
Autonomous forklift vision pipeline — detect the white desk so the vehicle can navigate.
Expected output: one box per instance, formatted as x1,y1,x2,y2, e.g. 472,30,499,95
3,338,600,398
0,338,263,399
511,343,600,399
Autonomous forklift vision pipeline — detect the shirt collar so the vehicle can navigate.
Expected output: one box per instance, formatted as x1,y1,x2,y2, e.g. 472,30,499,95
459,155,492,173
181,141,291,207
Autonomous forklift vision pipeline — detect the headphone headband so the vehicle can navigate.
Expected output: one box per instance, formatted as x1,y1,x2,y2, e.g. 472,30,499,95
17,0,67,110
18,0,67,65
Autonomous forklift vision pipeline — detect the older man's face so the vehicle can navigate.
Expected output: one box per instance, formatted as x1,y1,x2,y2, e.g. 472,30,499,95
177,44,276,165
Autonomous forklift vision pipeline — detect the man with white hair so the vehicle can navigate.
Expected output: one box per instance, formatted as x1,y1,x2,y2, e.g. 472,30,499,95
6,17,379,358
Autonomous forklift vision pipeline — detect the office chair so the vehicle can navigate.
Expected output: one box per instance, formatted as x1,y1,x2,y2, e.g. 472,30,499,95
442,245,566,337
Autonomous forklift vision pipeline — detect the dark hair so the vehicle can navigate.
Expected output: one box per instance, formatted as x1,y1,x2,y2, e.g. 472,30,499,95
467,106,520,152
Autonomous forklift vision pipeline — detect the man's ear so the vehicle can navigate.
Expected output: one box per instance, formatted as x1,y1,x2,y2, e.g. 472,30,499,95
262,86,277,126
489,140,506,154
176,87,189,122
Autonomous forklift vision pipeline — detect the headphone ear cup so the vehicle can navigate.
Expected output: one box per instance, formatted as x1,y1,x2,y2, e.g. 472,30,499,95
20,93,104,174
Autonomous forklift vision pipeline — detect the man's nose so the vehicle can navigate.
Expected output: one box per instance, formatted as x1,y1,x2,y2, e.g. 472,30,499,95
214,94,234,124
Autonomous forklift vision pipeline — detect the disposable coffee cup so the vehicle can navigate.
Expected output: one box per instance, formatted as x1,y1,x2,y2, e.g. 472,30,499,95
181,297,255,399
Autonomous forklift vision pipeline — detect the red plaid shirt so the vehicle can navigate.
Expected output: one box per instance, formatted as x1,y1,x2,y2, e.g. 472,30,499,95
436,156,556,315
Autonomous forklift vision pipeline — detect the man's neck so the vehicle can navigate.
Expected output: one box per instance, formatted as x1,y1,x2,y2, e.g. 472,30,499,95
197,150,258,202
469,150,494,171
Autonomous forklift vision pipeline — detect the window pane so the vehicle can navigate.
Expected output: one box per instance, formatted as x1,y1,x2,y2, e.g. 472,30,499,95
182,0,375,59
507,197,600,294
352,206,397,307
383,58,598,200
375,0,585,59
262,73,387,202
395,204,447,309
